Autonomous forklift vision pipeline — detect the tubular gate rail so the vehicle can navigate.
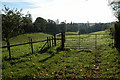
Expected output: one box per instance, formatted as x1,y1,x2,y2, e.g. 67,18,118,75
65,33,113,50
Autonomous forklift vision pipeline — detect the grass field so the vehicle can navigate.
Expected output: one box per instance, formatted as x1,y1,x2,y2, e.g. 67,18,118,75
2,31,120,79
2,33,52,58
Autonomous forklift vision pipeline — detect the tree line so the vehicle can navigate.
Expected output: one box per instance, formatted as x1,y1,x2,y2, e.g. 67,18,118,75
67,22,111,34
24,16,111,34
24,17,66,34
21,16,111,34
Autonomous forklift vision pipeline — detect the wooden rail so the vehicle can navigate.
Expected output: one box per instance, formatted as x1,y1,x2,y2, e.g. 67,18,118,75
0,38,61,48
1,33,61,60
0,40,47,48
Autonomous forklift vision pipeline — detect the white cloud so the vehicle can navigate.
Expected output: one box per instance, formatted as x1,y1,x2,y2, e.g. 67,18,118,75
2,0,117,23
2,0,27,2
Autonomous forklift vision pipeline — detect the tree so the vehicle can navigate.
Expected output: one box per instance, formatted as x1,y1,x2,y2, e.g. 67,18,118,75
109,0,120,52
2,6,24,42
33,17,47,32
22,12,34,33
46,19,58,34
59,22,67,32
109,0,120,20
2,5,24,59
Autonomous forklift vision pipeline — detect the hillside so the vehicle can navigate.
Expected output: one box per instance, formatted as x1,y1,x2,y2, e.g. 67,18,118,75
2,31,120,79
2,33,52,46
2,32,52,58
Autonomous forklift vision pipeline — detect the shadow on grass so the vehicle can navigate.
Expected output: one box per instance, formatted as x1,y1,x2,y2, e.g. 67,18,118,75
3,57,20,61
10,59,31,65
39,46,68,62
3,52,36,65
3,45,49,61
76,49,92,53
39,54,54,62
39,47,50,53
3,52,36,61
3,46,67,65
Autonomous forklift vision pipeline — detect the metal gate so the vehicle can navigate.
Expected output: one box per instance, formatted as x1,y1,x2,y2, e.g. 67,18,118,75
65,32,113,50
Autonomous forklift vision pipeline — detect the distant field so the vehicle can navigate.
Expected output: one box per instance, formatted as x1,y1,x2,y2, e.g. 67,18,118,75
2,31,120,79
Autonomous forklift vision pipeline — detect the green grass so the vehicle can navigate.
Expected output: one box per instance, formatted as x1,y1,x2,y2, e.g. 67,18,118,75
2,31,120,79
2,33,52,46
2,33,52,59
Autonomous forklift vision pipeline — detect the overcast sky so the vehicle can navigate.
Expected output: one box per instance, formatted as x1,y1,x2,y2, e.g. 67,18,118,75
1,0,117,23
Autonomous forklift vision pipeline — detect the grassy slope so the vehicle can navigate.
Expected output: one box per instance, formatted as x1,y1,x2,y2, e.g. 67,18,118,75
2,31,120,79
2,33,52,46
2,33,52,59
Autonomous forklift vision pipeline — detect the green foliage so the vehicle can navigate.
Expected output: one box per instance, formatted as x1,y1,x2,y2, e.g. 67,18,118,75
78,23,110,34
2,5,23,41
33,17,47,32
109,0,120,52
33,18,67,34
45,19,58,34
67,23,78,32
109,0,120,21
109,25,115,37
58,22,67,32
109,22,120,52
114,22,120,52
22,13,34,33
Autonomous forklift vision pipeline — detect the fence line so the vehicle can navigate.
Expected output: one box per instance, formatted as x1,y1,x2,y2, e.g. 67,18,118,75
1,40,47,48
1,33,61,60
2,32,112,60
1,38,61,49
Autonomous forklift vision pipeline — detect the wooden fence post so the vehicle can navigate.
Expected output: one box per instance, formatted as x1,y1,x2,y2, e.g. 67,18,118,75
61,32,65,50
47,37,49,48
49,37,51,48
30,38,34,54
54,34,56,46
52,37,54,46
7,40,11,60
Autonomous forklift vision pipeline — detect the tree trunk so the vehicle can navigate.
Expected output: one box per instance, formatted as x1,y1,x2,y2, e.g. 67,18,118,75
114,22,120,52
